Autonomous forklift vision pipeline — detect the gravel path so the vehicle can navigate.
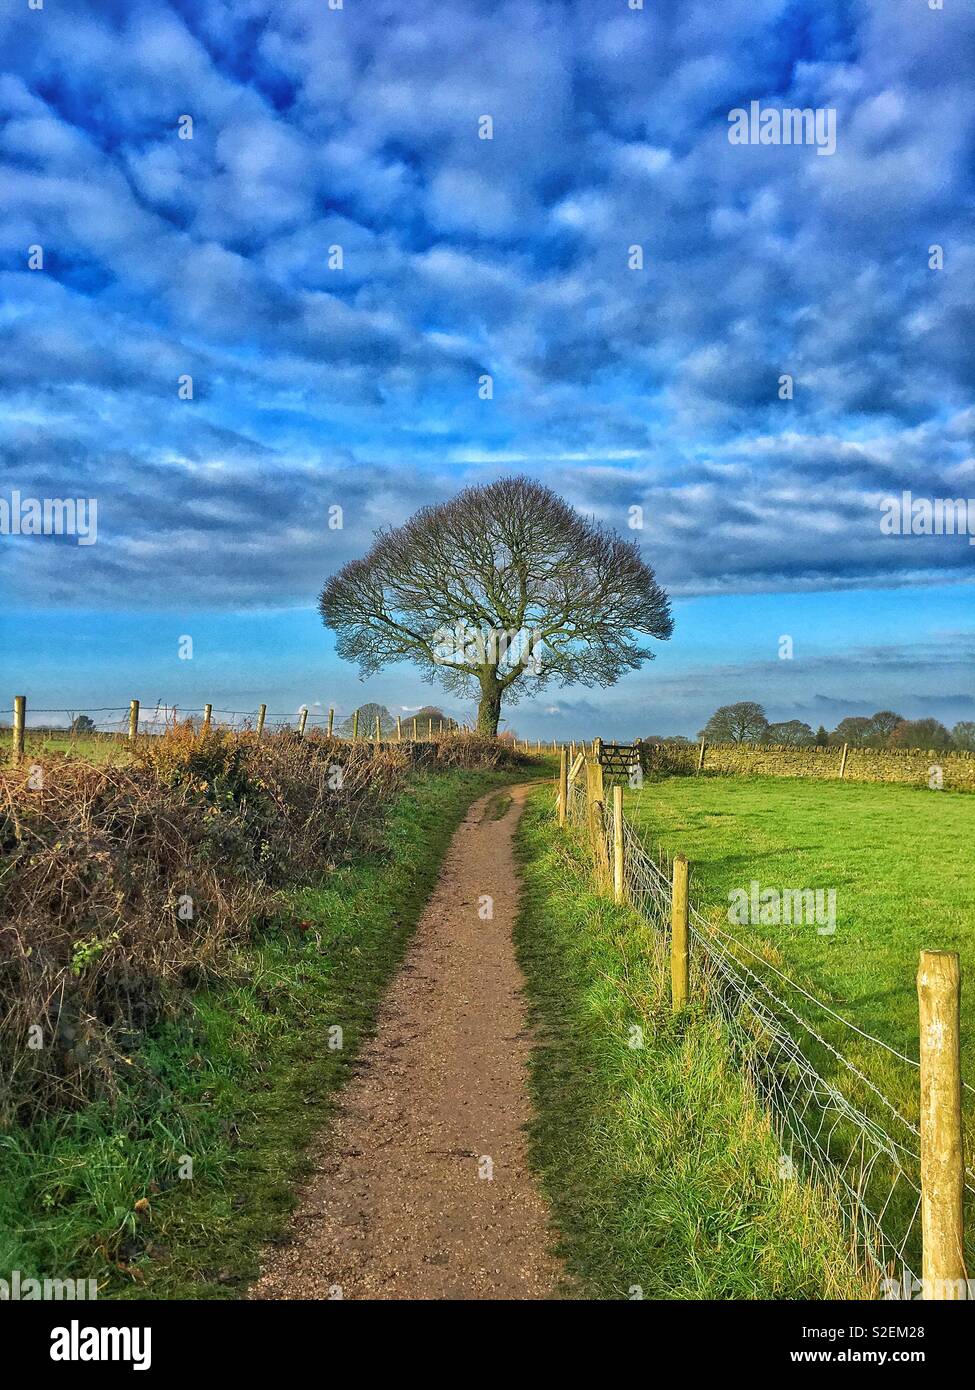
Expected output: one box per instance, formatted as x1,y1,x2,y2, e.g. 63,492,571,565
250,781,566,1300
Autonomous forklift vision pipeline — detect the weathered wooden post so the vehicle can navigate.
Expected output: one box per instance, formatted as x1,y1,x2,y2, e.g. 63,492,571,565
396,715,402,741
586,759,611,892
917,950,966,1299
838,742,849,779
327,707,334,737
202,704,212,732
375,714,381,743
256,703,267,738
671,855,690,1010
412,716,418,740
128,699,140,744
428,717,433,739
697,738,706,772
558,747,568,828
298,707,308,738
613,784,625,904
352,709,359,741
12,695,26,766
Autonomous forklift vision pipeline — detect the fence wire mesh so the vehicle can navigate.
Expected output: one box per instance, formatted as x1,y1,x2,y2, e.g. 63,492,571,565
562,765,970,1297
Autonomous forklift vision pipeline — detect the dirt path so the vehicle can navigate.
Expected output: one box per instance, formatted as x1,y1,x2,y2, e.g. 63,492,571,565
250,781,566,1301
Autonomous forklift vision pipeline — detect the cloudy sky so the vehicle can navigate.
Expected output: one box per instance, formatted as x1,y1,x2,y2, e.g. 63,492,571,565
1,0,972,737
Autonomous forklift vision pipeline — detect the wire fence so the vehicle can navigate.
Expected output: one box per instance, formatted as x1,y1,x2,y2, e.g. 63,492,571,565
564,764,971,1297
1,700,468,740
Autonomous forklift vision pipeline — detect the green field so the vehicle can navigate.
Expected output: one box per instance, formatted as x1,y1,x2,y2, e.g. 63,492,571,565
624,774,974,1138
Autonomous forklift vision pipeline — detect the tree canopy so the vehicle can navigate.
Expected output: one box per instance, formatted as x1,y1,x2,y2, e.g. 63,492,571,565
699,702,769,744
319,477,673,734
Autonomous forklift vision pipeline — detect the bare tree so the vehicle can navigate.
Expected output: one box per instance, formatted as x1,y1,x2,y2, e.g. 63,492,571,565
766,719,815,746
699,701,769,744
319,477,673,735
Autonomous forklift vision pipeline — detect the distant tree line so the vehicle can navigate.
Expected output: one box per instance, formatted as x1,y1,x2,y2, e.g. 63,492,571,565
339,703,459,736
666,703,975,752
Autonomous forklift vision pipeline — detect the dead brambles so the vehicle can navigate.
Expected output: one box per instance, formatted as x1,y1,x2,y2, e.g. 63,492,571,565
0,723,522,1123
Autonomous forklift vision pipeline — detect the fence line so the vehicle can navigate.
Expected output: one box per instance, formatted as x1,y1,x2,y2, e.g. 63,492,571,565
560,755,969,1300
2,695,482,763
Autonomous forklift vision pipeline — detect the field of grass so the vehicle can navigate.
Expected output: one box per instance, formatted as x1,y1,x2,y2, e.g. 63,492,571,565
0,766,520,1298
622,773,974,1278
624,775,974,1110
514,788,867,1299
13,731,133,764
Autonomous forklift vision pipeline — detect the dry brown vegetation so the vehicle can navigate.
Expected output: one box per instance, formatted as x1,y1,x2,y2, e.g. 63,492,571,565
0,724,521,1123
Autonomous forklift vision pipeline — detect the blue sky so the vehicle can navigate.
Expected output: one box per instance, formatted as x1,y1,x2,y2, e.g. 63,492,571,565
1,0,972,737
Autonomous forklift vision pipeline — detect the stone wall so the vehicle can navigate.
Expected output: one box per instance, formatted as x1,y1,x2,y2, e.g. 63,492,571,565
636,740,975,792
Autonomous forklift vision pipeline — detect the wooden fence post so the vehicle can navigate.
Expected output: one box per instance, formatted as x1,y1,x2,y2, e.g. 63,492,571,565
12,695,26,766
256,703,267,738
585,759,611,891
697,738,706,772
558,747,568,828
838,742,849,779
202,703,212,732
429,717,433,739
128,699,140,743
671,855,690,1010
298,707,308,738
917,950,966,1299
327,707,334,737
412,716,418,740
352,709,359,741
397,715,402,741
613,784,625,904
375,714,381,743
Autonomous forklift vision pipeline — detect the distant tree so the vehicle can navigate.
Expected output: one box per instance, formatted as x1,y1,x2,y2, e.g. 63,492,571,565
766,719,815,747
889,718,954,751
830,716,876,747
869,710,904,742
413,704,458,731
699,702,768,744
339,702,396,736
951,720,975,751
319,477,673,736
69,714,96,734
814,725,830,747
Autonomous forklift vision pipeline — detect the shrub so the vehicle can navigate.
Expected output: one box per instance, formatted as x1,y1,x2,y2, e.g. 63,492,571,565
0,725,521,1122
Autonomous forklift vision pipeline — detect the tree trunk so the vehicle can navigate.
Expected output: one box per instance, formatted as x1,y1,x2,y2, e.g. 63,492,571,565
476,679,503,736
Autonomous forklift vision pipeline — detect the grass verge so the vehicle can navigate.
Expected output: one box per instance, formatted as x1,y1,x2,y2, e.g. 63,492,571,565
0,767,519,1299
514,786,868,1300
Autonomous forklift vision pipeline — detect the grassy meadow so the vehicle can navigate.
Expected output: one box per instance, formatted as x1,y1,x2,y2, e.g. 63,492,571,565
624,775,974,1102
622,773,974,1275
